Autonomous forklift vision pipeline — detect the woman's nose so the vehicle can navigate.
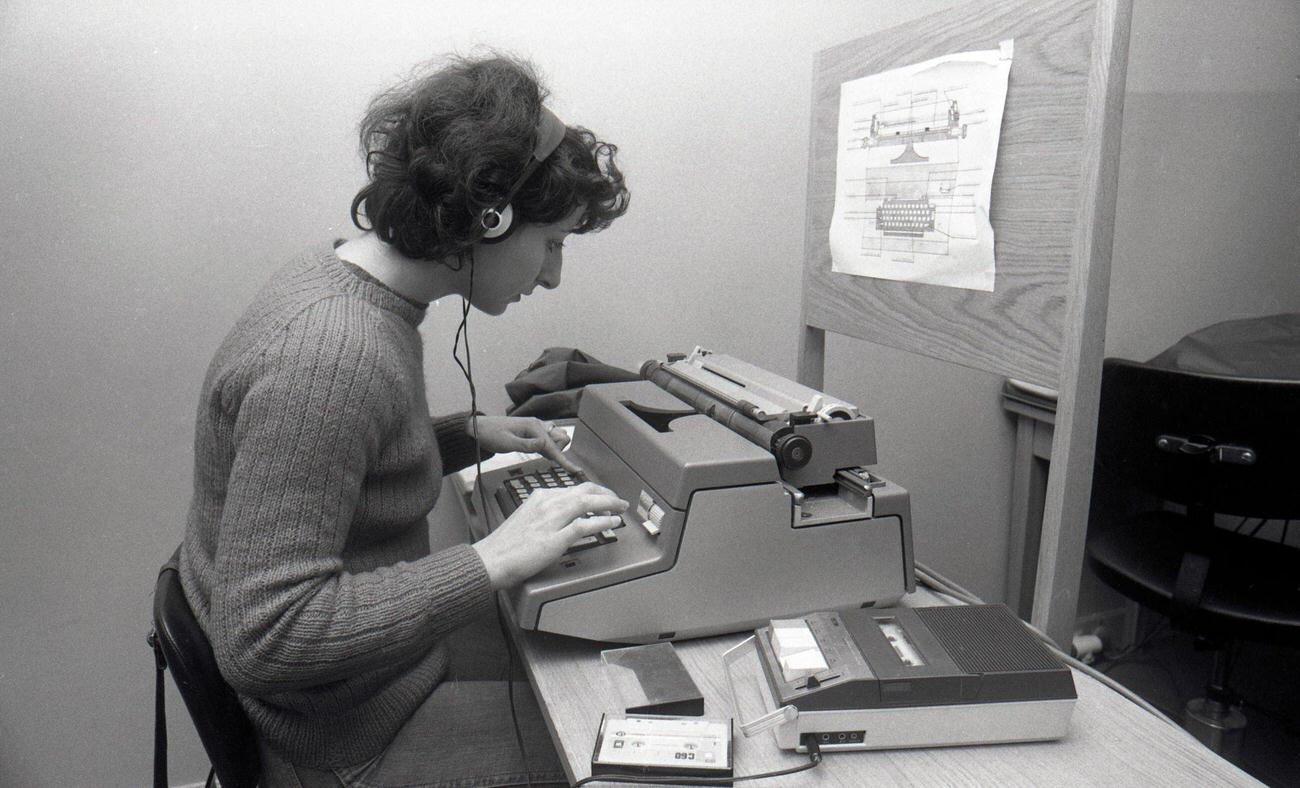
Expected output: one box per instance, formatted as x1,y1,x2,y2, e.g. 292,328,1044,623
538,255,562,289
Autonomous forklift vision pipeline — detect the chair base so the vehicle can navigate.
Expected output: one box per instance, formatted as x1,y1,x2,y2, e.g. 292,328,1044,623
1183,697,1246,761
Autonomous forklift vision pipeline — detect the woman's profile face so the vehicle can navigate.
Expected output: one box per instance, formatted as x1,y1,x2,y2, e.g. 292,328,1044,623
468,206,584,315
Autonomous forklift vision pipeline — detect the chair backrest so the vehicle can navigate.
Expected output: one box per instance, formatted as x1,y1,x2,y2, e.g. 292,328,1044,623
153,564,262,788
1095,357,1300,521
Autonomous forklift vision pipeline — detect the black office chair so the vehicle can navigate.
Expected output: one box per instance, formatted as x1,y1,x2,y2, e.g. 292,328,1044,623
150,561,262,788
1085,357,1300,757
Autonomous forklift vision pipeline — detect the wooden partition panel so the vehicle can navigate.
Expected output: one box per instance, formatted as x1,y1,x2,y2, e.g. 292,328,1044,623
798,0,1132,646
802,0,1115,388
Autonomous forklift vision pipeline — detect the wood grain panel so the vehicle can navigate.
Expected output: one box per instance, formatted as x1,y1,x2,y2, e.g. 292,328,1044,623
1033,0,1133,647
801,0,1101,387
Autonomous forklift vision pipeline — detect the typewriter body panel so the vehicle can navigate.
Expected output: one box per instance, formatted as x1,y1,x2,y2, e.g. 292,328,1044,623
471,349,915,644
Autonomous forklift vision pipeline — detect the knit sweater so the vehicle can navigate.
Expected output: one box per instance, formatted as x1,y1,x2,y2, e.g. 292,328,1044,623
178,242,494,769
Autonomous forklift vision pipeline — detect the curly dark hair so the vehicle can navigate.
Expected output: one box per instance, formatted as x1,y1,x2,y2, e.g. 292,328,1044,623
350,54,629,262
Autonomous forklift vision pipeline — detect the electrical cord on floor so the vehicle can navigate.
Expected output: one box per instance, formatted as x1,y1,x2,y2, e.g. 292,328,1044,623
913,562,1200,743
1097,618,1170,672
570,738,822,786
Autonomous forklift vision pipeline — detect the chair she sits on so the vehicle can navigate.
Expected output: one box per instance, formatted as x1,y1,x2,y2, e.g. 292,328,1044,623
151,559,262,788
1085,357,1300,757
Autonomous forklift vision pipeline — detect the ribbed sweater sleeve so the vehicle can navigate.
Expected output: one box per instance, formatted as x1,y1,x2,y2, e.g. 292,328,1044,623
208,298,492,697
432,411,492,474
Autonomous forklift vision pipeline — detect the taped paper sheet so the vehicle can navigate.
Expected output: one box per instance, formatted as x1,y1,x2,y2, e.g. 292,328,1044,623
830,40,1013,292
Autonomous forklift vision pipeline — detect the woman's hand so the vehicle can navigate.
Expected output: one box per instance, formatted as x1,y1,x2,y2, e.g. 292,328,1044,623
472,482,628,589
471,415,580,473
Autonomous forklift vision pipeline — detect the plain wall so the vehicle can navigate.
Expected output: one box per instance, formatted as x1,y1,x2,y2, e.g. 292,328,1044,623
2,1,1297,786
1106,0,1300,360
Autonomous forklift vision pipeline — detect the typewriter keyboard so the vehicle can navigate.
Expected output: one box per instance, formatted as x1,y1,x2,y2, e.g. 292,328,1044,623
875,197,936,237
494,465,624,554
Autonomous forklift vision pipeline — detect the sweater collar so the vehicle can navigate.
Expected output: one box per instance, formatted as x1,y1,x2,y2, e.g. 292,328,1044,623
316,241,428,327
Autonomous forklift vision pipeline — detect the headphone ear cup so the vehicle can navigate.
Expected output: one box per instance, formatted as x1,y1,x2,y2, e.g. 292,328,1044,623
479,203,515,244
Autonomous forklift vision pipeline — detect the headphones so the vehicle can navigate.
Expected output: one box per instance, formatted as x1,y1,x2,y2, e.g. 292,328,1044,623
478,106,567,244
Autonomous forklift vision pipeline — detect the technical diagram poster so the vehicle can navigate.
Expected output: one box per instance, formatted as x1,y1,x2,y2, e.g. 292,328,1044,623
830,41,1013,292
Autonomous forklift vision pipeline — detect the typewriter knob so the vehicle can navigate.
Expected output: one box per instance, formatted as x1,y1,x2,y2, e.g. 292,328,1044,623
774,433,813,470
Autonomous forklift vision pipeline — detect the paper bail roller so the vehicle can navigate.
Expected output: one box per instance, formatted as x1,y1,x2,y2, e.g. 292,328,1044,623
641,359,813,472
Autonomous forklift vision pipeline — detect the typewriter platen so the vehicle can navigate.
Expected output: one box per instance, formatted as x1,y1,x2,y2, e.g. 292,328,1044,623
469,348,915,643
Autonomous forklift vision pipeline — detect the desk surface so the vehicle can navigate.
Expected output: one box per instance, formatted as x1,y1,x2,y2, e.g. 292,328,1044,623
511,589,1261,787
443,470,1260,786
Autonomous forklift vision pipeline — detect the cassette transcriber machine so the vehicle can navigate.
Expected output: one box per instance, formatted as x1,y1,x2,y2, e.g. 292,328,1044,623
724,604,1077,751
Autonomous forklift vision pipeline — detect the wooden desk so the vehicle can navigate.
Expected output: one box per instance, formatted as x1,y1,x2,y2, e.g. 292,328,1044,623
507,591,1261,787
445,474,1259,786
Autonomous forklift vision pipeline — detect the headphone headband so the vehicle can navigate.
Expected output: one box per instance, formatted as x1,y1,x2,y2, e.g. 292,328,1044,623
479,107,566,242
531,106,566,163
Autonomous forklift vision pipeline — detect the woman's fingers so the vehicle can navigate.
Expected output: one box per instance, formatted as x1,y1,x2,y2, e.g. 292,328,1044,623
530,484,628,525
570,485,628,515
566,514,626,539
531,429,582,473
480,482,629,589
547,425,571,450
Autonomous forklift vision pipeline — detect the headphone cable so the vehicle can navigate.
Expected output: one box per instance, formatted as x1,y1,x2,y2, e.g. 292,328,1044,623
451,251,535,788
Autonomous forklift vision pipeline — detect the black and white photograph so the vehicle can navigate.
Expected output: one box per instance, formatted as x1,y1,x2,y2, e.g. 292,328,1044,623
2,1,1297,786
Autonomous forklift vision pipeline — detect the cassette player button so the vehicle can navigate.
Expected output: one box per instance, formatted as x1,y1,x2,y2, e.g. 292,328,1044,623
770,619,828,682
